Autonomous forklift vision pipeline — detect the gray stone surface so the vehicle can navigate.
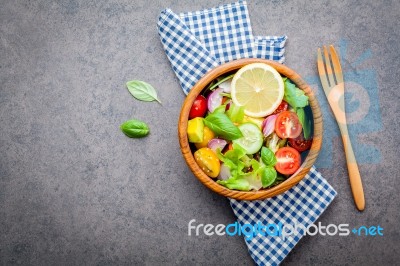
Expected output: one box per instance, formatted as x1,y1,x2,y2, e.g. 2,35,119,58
1,0,399,265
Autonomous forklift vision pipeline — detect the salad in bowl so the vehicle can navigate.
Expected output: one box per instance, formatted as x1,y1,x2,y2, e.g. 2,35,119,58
178,59,322,200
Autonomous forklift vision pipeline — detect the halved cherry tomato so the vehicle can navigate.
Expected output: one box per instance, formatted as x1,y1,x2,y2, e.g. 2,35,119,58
272,100,288,115
275,111,302,139
275,147,301,175
189,95,207,119
288,134,312,152
194,148,220,178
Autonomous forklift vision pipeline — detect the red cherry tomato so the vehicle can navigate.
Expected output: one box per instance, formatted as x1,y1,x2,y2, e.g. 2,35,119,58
275,111,302,139
288,134,313,152
275,147,301,175
189,95,207,119
272,101,288,115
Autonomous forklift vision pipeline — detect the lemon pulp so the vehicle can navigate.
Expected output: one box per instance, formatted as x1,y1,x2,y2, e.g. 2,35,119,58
231,63,284,117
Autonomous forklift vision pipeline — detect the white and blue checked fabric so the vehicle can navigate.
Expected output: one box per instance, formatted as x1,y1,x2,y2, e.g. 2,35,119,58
157,0,287,94
230,166,336,265
157,1,336,265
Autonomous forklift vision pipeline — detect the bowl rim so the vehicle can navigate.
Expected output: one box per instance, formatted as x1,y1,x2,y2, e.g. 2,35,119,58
178,58,323,200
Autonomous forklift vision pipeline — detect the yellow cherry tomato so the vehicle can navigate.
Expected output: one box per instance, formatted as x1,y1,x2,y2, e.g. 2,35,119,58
195,127,215,149
194,148,220,178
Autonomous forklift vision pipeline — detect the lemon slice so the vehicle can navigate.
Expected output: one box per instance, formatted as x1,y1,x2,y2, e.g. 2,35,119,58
231,63,284,117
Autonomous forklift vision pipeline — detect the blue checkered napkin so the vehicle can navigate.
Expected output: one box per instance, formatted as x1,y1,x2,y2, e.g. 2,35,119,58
157,0,287,94
157,1,336,265
230,166,337,266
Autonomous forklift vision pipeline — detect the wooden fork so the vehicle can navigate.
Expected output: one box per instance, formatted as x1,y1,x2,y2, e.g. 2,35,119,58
317,45,365,211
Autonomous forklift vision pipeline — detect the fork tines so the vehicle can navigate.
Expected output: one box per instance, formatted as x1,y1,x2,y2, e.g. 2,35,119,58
317,45,344,92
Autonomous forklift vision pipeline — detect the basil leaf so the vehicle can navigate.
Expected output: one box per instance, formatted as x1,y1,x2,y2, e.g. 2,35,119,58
126,80,161,103
261,147,277,166
270,174,287,186
226,102,245,123
204,113,242,140
296,108,312,139
120,119,149,138
261,167,277,188
283,78,308,109
276,174,287,181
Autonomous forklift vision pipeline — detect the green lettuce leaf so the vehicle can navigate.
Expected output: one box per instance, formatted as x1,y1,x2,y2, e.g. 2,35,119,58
283,78,309,110
296,108,312,140
217,178,250,191
226,102,245,123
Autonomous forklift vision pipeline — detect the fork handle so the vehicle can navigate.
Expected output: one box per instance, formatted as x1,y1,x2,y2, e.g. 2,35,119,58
339,127,365,211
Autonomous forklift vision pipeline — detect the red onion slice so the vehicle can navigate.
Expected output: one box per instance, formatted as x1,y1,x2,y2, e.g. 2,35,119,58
207,138,227,152
207,88,223,112
262,115,277,137
217,163,231,180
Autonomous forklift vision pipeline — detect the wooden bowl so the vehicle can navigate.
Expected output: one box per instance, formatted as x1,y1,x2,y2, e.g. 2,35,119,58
178,58,322,200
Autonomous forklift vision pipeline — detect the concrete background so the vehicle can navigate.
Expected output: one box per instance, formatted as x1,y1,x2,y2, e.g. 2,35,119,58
1,0,399,265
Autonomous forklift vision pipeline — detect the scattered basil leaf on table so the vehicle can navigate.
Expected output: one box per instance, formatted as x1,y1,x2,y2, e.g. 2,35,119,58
204,113,243,140
120,119,149,138
261,147,277,166
126,80,161,103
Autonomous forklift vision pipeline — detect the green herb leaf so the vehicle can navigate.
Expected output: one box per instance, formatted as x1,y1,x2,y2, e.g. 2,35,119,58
224,143,247,161
216,144,246,176
204,113,243,140
265,133,287,153
242,172,263,190
212,104,226,114
283,78,308,109
250,159,262,172
126,80,161,103
261,167,277,188
226,102,245,123
296,108,312,140
208,74,235,91
120,119,149,138
217,178,250,191
261,147,277,166
270,174,287,186
219,92,232,98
